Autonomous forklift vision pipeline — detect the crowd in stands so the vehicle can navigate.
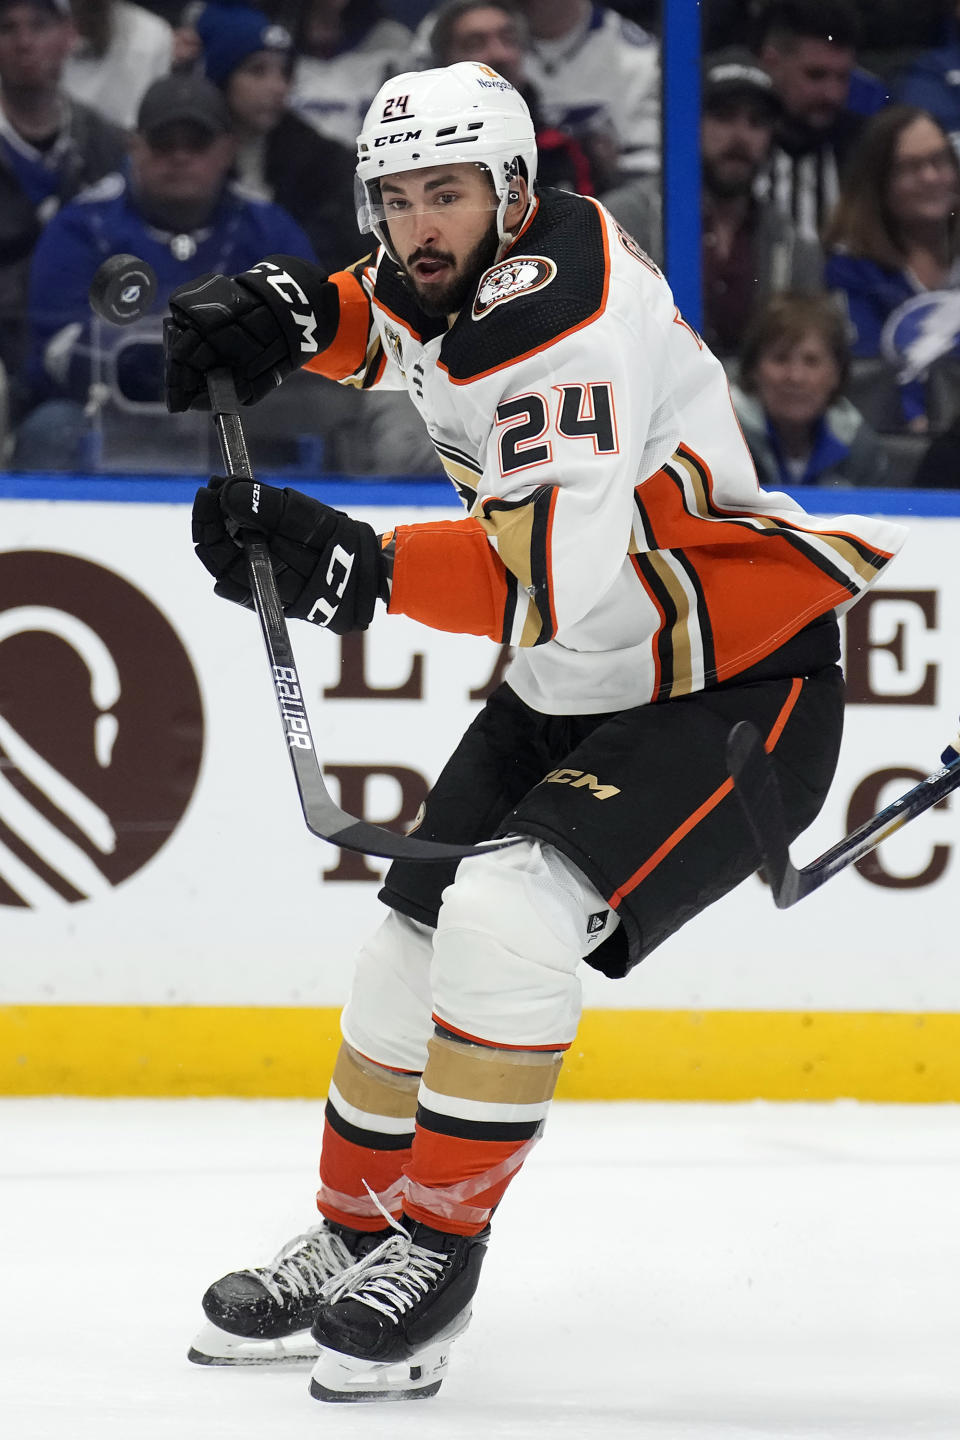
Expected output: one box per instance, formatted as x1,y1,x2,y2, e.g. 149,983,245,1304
3,0,960,485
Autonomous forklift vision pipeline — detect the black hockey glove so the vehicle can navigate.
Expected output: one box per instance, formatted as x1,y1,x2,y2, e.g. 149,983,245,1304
192,476,388,633
165,255,335,412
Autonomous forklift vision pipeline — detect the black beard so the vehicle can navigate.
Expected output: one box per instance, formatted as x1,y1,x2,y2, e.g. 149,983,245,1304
406,218,501,318
703,159,756,200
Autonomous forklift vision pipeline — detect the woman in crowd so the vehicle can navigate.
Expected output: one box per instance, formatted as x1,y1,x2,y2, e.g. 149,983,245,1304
823,105,960,430
731,293,889,488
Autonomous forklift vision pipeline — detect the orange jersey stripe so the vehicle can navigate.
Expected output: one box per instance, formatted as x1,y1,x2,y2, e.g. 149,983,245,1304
635,465,875,682
609,677,804,908
388,518,512,639
302,269,370,381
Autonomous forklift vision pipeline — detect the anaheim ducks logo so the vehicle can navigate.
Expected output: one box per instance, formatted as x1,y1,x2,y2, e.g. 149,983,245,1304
0,551,203,909
472,257,556,319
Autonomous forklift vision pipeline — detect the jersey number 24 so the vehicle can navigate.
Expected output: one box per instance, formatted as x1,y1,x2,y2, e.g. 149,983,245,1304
495,383,619,476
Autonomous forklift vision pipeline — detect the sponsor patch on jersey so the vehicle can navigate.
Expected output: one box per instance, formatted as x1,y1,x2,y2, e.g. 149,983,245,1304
472,257,557,319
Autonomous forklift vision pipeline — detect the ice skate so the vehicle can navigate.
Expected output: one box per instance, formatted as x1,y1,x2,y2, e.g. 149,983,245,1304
188,1220,385,1366
308,1215,489,1402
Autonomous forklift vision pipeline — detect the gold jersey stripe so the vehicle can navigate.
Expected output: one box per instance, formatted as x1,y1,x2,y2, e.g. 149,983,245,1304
644,550,695,697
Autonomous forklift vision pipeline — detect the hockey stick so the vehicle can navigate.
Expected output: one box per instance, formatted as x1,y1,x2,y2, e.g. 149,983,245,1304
206,368,517,862
726,720,960,908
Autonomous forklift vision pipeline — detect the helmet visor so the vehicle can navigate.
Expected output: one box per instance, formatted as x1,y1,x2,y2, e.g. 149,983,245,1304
355,168,500,234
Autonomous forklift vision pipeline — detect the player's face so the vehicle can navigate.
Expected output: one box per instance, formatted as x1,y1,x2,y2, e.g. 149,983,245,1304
0,4,75,89
755,329,840,432
887,116,960,229
761,38,853,131
226,51,290,135
379,162,525,317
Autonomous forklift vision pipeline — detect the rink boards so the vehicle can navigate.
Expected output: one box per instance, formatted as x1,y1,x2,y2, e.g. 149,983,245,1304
3,479,960,1099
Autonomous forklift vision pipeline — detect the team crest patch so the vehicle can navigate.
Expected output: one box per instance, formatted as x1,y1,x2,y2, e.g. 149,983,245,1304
472,257,557,319
383,322,406,378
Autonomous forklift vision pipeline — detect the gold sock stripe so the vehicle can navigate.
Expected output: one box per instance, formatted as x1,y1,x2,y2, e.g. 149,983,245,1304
331,1043,419,1119
424,1031,563,1105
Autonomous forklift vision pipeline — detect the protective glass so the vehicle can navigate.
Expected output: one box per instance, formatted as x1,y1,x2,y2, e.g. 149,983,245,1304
355,168,500,234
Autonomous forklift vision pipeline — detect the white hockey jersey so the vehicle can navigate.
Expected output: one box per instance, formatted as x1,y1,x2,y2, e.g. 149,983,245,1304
304,188,907,716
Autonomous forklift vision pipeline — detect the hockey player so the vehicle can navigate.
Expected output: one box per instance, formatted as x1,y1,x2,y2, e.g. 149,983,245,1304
165,62,907,1403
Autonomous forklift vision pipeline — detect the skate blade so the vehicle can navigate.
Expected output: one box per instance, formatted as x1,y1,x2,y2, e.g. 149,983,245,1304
308,1347,447,1403
187,1320,319,1367
308,1307,471,1402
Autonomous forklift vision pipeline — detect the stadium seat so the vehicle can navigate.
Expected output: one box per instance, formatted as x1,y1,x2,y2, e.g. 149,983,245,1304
878,432,930,488
846,357,906,433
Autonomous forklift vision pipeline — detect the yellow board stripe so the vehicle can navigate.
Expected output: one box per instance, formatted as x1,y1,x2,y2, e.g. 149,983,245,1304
2,1006,960,1101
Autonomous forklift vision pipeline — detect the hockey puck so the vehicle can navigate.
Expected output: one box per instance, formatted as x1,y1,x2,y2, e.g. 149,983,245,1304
88,254,158,326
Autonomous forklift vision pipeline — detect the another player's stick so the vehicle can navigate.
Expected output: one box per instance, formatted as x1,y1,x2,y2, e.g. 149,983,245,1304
88,254,517,861
726,721,960,908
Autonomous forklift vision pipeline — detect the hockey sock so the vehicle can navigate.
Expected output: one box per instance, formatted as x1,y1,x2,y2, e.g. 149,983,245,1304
316,1042,419,1231
403,1028,564,1237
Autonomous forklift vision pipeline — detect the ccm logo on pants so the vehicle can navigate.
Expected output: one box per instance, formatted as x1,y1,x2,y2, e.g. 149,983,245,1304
542,769,620,800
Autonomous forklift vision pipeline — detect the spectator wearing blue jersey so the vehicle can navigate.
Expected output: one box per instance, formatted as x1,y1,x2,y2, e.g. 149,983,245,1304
823,105,960,430
0,0,127,400
14,71,314,468
894,2,960,154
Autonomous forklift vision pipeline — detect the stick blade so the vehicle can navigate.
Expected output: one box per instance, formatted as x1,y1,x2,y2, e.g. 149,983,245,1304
726,721,802,909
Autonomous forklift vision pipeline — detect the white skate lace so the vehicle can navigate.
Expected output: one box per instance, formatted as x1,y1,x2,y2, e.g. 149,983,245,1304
244,1226,355,1308
319,1233,448,1323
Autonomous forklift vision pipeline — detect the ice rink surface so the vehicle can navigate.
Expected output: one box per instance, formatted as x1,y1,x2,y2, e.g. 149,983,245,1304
4,1098,959,1440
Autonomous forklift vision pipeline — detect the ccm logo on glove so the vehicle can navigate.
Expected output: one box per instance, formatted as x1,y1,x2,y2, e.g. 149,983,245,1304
192,476,388,635
306,545,355,626
248,260,319,354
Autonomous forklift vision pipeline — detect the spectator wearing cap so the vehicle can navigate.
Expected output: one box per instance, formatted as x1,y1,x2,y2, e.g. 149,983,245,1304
14,71,315,468
291,0,412,152
62,0,174,130
421,0,600,194
194,1,362,269
756,0,882,242
0,0,127,401
604,50,823,358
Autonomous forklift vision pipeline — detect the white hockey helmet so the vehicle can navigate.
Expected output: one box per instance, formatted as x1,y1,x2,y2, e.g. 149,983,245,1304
355,62,538,260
